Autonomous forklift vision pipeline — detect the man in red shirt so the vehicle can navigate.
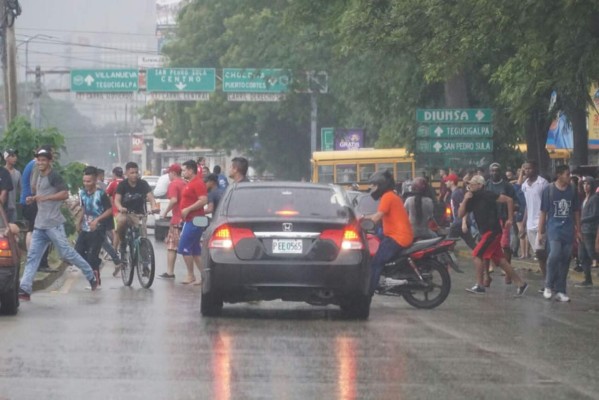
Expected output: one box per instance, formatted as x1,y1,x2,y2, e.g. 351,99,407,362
364,170,414,295
178,159,208,284
104,166,124,273
159,164,186,279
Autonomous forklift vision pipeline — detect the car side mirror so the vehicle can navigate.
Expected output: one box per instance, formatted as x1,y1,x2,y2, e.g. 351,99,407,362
192,216,210,228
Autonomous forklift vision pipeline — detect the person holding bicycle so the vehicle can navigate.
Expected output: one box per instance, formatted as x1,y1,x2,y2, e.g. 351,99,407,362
114,162,160,275
75,166,114,289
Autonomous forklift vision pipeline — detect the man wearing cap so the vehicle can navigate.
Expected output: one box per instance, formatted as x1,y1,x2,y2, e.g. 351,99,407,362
3,149,20,223
19,147,98,301
458,174,528,296
485,162,517,283
158,164,186,279
445,173,476,249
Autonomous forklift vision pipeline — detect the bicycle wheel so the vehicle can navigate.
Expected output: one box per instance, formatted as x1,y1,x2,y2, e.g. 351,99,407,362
121,242,135,287
136,238,155,288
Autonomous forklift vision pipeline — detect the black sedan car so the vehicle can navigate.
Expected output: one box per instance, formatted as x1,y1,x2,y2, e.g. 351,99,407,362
199,182,372,319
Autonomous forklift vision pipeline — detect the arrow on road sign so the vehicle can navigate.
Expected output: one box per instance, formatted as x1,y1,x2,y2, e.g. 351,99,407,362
433,142,442,152
84,75,95,86
434,126,443,137
475,110,485,121
175,82,187,91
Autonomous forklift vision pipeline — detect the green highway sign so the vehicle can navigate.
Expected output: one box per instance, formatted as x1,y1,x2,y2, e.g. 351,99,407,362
71,69,139,92
146,68,216,92
416,139,493,153
321,127,334,150
417,124,493,138
222,68,290,93
415,152,493,168
416,108,493,124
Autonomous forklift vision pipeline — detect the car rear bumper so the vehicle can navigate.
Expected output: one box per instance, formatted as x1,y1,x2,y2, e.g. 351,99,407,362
204,251,370,304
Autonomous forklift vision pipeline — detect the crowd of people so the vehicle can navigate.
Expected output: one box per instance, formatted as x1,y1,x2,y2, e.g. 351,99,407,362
438,161,594,301
364,159,594,302
5,145,250,301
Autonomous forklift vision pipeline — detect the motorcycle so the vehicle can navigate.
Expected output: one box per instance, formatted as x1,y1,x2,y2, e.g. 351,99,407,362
362,219,455,309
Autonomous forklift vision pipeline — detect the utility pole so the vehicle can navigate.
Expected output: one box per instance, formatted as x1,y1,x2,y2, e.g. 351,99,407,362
6,23,17,123
32,65,41,128
0,0,22,128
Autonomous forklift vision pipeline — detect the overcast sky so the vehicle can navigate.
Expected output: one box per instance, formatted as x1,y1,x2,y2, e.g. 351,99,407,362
15,0,158,77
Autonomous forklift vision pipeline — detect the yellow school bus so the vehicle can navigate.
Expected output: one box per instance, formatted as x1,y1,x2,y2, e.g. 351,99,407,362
311,148,416,190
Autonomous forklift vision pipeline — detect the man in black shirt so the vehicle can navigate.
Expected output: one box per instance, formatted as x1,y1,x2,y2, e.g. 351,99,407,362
114,162,160,274
485,162,517,267
458,175,528,295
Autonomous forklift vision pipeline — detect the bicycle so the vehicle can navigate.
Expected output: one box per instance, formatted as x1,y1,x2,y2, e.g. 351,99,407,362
120,212,156,289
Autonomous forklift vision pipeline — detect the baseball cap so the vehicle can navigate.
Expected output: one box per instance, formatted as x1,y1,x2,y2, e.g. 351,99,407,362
167,163,181,174
489,162,501,170
3,148,17,159
446,173,459,184
582,176,594,183
35,146,52,159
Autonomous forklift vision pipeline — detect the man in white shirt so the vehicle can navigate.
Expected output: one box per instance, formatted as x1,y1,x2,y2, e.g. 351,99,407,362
520,160,549,279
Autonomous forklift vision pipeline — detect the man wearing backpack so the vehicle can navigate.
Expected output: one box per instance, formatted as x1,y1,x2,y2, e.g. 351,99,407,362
537,165,581,302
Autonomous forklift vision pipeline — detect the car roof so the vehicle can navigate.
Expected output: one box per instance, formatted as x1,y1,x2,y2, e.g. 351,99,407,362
231,181,336,190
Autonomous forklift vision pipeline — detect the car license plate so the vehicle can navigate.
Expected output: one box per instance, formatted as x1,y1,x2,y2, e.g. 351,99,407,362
272,239,303,254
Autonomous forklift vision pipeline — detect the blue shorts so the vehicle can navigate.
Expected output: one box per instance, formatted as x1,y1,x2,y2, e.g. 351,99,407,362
177,222,203,256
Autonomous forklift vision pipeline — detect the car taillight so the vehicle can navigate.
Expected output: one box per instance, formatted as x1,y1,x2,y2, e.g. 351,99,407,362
0,237,12,257
209,225,255,249
320,226,364,250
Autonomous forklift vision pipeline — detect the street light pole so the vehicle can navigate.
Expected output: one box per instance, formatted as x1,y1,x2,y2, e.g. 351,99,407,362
18,34,52,84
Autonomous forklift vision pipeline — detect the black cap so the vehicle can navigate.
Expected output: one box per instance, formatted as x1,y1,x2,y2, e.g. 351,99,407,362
35,146,53,159
3,149,17,159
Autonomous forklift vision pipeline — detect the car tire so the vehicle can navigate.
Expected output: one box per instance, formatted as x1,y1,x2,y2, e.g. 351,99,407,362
341,294,371,320
0,273,19,315
201,290,223,317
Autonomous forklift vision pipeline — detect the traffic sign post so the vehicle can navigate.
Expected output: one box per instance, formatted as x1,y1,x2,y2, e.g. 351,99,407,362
223,68,290,101
147,68,216,92
416,139,493,153
71,69,139,93
414,108,494,169
416,124,493,138
321,127,334,150
416,108,493,124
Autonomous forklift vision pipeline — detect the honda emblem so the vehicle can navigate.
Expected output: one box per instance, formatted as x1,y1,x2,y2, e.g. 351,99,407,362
282,223,293,232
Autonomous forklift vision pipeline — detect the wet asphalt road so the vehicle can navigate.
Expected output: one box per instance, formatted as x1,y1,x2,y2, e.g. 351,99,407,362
1,238,599,400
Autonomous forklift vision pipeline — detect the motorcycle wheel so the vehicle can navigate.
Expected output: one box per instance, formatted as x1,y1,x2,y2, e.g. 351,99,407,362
401,259,451,309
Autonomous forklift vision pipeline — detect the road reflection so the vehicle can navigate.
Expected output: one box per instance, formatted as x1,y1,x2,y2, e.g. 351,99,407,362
336,335,357,400
212,332,232,400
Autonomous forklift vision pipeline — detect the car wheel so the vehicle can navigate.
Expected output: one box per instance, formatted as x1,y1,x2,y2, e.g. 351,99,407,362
341,294,371,320
0,274,19,315
201,290,223,317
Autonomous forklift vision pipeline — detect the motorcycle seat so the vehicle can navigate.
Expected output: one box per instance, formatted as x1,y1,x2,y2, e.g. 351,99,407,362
400,236,444,256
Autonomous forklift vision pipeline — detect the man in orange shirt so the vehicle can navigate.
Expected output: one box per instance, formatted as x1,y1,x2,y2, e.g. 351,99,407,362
364,170,414,295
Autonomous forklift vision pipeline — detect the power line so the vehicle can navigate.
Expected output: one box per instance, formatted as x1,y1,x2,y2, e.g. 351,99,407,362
16,35,159,55
16,27,157,37
24,50,138,67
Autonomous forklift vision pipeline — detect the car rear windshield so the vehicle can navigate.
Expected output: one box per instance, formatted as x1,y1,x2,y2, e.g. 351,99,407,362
226,187,349,219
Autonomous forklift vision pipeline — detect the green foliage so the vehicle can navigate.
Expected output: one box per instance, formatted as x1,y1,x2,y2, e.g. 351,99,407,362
151,0,599,175
0,116,65,171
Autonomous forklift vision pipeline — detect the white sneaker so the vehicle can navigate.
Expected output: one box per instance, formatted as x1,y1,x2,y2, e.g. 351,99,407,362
543,288,552,300
554,292,570,302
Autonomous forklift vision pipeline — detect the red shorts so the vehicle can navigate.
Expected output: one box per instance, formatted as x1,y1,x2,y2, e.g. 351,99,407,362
165,225,181,251
473,231,504,264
